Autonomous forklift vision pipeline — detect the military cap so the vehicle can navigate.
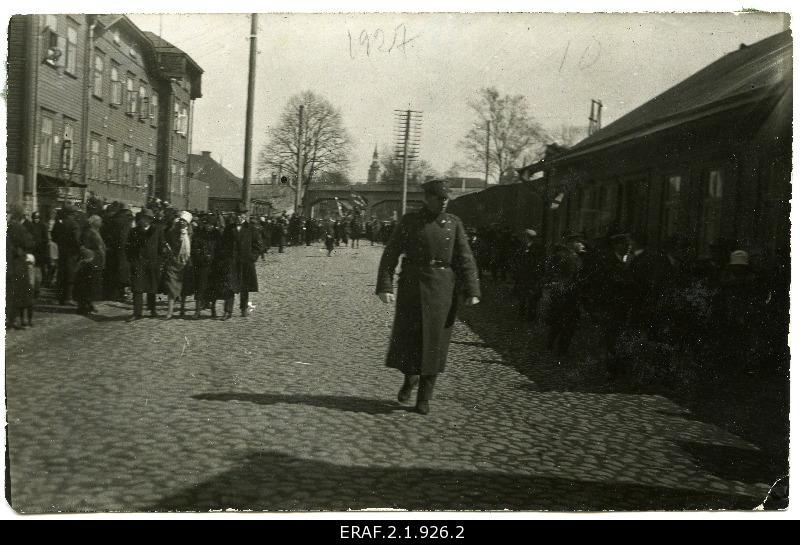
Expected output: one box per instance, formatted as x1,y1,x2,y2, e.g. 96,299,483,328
420,179,451,198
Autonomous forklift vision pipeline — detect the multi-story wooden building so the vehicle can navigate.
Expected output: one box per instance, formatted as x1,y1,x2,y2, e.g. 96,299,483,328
6,14,203,217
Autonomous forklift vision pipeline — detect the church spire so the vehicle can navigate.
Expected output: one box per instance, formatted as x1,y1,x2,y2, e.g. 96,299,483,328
368,143,380,183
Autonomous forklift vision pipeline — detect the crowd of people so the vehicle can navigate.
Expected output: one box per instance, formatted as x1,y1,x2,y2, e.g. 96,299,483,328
5,197,401,330
466,225,789,379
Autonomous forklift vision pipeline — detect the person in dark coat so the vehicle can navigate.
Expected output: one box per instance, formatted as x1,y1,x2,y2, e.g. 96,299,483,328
542,233,586,357
275,215,288,253
376,179,481,415
191,213,222,318
24,211,51,288
513,229,545,321
219,205,261,320
6,204,35,329
104,204,133,302
75,215,106,315
596,232,635,377
51,203,82,306
350,216,362,248
125,208,165,321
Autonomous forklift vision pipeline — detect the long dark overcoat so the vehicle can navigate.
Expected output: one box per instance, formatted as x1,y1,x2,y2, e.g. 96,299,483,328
191,227,221,302
126,224,165,293
376,208,481,376
6,222,35,312
219,222,260,295
105,210,133,290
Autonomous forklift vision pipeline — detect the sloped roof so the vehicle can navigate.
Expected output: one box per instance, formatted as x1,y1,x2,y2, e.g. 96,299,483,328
142,31,203,74
189,153,241,199
547,30,792,162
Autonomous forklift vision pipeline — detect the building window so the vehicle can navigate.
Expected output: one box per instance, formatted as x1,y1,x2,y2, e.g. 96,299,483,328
171,162,177,193
134,151,144,188
110,65,122,105
107,140,117,181
65,25,78,74
112,30,121,45
173,101,180,132
93,53,104,98
698,170,725,256
126,75,137,115
150,91,159,124
179,165,185,194
39,115,54,167
178,105,188,135
661,175,682,240
122,148,132,185
42,16,61,67
61,121,75,172
90,136,100,179
138,85,149,120
147,154,157,195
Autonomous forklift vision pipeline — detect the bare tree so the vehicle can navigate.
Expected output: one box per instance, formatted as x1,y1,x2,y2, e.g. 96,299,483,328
257,91,352,190
549,124,586,148
377,146,439,184
460,87,548,184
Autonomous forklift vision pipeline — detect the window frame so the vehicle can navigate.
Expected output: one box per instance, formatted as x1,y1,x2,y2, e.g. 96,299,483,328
92,52,104,98
89,136,101,179
106,140,118,181
65,24,78,75
39,114,55,168
661,174,683,241
110,64,122,106
125,74,137,116
61,120,75,172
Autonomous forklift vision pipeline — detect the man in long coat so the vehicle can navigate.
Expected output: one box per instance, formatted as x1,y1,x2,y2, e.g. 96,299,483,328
219,205,260,320
104,204,133,302
50,203,81,306
125,208,165,321
376,179,481,415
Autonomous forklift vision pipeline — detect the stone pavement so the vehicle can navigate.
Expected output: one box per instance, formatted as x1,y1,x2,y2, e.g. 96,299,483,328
4,243,775,513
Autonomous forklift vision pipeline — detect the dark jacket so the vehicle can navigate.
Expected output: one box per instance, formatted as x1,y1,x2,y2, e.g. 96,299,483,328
105,210,133,287
376,208,480,375
6,221,35,311
219,221,260,294
126,224,165,293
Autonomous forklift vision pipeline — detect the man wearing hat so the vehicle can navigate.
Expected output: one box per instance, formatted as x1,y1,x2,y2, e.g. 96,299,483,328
376,179,481,415
125,208,165,321
596,231,635,377
104,202,133,303
218,204,261,320
50,203,82,306
513,228,546,320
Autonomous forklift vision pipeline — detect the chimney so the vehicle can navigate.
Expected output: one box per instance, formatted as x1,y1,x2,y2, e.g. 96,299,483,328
201,151,212,158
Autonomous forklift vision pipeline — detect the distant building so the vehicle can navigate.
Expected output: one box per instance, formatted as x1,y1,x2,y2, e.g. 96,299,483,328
367,145,380,183
6,14,203,216
188,151,242,213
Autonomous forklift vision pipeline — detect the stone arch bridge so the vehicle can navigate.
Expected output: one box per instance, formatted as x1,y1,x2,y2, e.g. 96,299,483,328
304,183,426,220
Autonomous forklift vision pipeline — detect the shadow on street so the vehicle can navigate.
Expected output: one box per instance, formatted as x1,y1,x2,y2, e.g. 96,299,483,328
193,392,409,415
147,449,765,512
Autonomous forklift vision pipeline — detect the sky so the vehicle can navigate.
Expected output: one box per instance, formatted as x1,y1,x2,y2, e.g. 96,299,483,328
124,10,787,183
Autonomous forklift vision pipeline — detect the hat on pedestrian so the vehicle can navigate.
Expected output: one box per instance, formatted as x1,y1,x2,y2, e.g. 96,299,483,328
562,231,585,243
730,250,750,266
179,211,193,224
120,202,131,211
88,215,103,228
62,202,77,214
138,208,155,219
421,179,451,198
235,203,249,214
609,232,632,244
524,228,538,238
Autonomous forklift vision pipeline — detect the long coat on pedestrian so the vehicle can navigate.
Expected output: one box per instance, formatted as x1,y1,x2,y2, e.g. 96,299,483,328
126,224,165,293
376,208,481,376
162,223,194,298
191,225,221,303
104,209,133,292
51,211,81,283
6,221,35,315
219,221,260,295
75,224,106,303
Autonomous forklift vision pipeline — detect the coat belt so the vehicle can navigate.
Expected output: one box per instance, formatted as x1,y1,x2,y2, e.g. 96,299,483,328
404,259,451,269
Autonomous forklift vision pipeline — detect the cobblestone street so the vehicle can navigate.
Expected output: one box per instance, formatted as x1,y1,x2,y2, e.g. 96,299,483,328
5,244,774,513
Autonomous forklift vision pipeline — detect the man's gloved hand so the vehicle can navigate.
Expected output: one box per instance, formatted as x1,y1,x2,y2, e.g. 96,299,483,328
378,292,395,304
463,297,480,306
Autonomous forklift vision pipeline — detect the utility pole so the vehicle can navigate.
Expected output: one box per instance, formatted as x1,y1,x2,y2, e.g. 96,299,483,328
588,99,603,136
484,120,491,188
241,13,258,211
393,109,422,216
294,104,304,214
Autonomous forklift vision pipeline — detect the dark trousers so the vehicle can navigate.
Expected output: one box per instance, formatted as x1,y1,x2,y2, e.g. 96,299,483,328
224,291,249,313
57,254,78,303
133,292,157,317
403,373,438,401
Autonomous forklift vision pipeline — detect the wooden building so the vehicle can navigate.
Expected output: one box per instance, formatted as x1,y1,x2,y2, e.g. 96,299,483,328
6,14,204,217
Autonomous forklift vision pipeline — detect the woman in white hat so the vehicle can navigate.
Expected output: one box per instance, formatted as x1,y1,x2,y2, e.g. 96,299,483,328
162,211,194,319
